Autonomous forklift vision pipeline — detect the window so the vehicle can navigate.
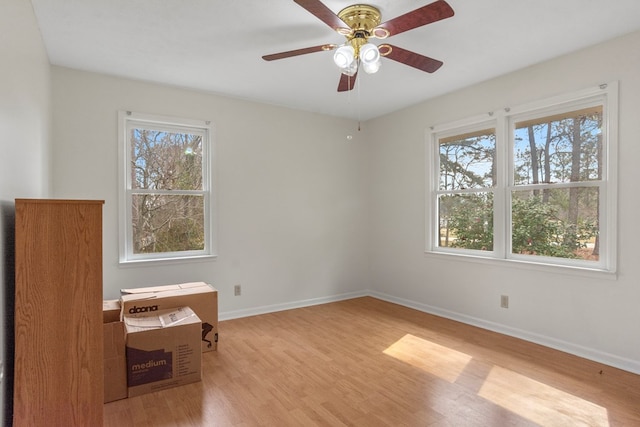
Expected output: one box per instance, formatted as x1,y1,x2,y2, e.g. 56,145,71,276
427,83,617,272
118,111,216,263
437,126,496,253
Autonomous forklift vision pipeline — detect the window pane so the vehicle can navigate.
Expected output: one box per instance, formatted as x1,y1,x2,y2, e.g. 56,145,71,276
439,129,496,190
439,192,493,251
130,128,203,190
132,194,205,254
514,106,602,185
511,188,599,261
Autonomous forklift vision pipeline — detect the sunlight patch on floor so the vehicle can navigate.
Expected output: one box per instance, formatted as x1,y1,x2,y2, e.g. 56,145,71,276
478,365,609,426
383,334,472,383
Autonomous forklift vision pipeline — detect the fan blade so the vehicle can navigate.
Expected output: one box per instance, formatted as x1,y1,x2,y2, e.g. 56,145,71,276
379,44,443,73
262,44,336,61
337,72,358,92
376,0,454,37
294,0,350,32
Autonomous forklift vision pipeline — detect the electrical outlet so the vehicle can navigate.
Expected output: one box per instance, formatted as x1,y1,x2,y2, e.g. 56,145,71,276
500,295,509,309
234,284,241,296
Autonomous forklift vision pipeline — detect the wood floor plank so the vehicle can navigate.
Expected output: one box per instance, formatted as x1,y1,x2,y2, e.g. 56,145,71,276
104,297,640,426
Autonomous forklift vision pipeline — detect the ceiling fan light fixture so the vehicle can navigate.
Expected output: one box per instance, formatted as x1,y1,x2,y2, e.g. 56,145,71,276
359,42,381,74
333,44,355,69
262,0,455,92
360,43,379,63
361,59,381,74
341,60,358,77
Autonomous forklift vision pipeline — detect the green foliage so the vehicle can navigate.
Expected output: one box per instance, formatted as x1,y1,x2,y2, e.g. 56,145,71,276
444,194,598,258
511,196,573,257
151,216,205,253
446,194,493,251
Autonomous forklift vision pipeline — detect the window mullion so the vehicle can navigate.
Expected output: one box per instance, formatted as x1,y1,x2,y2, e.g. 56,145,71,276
494,110,508,258
425,128,438,251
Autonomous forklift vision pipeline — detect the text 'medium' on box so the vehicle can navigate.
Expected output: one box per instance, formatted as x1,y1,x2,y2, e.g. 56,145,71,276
124,306,202,397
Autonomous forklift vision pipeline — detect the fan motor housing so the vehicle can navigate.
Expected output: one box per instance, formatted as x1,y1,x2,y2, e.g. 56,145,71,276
338,5,382,33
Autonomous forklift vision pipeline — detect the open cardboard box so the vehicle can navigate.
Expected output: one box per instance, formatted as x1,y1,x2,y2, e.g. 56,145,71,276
120,282,218,352
124,306,202,397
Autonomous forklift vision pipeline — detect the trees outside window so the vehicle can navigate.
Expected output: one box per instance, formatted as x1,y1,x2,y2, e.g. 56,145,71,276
512,107,602,260
119,112,215,263
428,84,617,272
438,128,495,251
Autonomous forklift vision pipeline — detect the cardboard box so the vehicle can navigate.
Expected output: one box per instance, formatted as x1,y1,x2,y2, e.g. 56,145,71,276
120,282,218,352
125,306,202,398
103,300,127,403
104,299,121,323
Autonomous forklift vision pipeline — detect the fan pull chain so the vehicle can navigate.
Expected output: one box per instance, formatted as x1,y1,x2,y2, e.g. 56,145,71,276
347,74,353,118
357,68,362,131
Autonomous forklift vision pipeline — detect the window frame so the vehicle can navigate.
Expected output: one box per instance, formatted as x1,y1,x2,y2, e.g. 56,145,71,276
426,83,618,274
118,110,217,265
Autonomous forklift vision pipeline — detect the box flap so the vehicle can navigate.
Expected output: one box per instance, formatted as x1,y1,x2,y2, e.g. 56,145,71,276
104,299,122,323
103,299,120,310
120,281,211,294
120,292,158,303
124,306,199,333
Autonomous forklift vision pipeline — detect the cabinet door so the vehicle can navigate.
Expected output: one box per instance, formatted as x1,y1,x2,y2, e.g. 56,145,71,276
14,199,104,427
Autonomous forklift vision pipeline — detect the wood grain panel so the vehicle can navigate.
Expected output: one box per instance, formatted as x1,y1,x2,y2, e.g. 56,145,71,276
14,199,104,427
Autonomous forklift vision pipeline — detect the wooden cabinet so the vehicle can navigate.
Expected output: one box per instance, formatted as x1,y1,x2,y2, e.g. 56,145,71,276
13,199,104,427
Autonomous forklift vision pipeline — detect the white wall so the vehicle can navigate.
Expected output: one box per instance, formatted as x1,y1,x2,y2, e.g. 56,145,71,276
367,31,640,373
48,29,640,374
0,0,51,422
50,68,370,315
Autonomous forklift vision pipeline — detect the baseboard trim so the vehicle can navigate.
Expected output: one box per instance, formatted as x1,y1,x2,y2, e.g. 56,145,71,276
369,290,640,376
219,289,640,375
218,290,369,321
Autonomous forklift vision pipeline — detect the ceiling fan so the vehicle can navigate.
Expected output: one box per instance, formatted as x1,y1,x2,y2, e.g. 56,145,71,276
262,0,455,92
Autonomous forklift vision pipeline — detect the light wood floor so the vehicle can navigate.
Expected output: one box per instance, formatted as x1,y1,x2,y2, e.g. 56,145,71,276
104,297,640,426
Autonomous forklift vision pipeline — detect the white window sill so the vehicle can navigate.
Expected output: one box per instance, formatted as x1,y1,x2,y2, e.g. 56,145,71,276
424,250,617,281
118,254,217,268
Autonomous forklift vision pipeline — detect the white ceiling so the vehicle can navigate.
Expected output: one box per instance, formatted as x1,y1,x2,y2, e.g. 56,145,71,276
30,0,640,121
